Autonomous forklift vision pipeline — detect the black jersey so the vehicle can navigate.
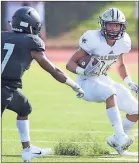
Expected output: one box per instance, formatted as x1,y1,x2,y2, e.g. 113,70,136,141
1,31,45,88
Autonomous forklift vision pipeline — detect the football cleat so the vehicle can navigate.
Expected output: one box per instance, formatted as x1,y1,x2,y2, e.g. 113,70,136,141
107,134,134,155
21,145,52,162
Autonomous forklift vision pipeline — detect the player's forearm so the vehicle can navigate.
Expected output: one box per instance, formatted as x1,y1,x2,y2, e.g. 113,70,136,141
66,61,78,73
117,64,129,80
66,61,85,75
117,64,136,86
50,68,77,87
50,67,68,83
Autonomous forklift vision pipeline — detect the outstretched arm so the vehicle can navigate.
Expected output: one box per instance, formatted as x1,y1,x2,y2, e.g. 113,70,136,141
31,50,67,83
31,51,84,97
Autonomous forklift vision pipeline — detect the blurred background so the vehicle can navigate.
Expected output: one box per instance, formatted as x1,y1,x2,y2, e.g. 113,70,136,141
1,1,138,49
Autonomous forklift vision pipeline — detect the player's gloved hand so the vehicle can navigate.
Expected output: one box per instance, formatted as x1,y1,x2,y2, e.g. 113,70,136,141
84,57,102,76
65,78,84,98
124,76,138,96
128,82,138,96
72,84,85,98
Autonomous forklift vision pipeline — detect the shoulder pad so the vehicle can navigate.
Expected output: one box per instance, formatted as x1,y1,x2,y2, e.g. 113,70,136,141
123,32,131,53
79,30,99,55
27,35,45,52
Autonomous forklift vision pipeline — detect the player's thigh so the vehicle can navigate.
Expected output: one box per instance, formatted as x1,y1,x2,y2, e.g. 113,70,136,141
1,86,14,114
78,79,116,102
7,89,32,116
114,83,138,115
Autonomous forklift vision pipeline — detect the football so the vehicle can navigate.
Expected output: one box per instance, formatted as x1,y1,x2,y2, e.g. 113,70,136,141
77,55,92,68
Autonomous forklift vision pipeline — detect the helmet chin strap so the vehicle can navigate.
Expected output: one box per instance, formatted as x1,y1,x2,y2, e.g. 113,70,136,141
103,28,123,40
30,25,39,35
30,26,33,34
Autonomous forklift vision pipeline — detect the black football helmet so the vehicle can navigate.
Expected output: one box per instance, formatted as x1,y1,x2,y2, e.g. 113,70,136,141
11,6,42,35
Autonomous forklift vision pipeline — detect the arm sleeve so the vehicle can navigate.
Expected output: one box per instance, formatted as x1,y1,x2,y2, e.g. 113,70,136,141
28,35,45,52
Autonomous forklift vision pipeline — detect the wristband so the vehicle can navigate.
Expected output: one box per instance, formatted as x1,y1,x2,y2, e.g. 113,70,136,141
76,66,85,75
65,78,76,88
124,76,132,85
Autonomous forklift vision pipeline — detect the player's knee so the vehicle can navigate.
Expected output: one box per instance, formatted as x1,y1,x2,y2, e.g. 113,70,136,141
19,107,32,116
105,87,116,101
128,109,139,115
127,100,138,115
25,105,32,116
18,101,32,116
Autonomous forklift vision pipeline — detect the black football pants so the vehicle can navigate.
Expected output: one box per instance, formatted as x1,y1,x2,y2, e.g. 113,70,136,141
1,86,32,116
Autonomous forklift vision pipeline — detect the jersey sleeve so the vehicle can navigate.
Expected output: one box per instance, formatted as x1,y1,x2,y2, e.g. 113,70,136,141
122,33,131,54
28,35,45,52
79,30,94,55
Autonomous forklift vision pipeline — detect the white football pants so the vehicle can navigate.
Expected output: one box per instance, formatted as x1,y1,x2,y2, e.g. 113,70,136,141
76,75,138,115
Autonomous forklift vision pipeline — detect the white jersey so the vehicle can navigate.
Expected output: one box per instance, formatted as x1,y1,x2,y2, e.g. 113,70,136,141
78,30,131,79
76,30,137,115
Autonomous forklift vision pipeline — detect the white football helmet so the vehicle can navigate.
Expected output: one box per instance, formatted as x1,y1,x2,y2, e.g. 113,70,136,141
99,8,127,40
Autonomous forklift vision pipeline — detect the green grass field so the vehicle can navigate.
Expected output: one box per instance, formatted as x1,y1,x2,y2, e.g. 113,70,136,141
2,63,138,162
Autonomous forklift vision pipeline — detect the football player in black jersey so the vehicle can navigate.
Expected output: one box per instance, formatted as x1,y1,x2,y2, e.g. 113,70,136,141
1,6,84,162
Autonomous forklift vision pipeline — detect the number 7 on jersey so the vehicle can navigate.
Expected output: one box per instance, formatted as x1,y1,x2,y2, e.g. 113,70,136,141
2,43,15,73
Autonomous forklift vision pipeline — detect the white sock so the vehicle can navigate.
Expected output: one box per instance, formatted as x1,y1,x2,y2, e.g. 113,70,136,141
122,116,136,134
107,106,125,137
16,120,30,142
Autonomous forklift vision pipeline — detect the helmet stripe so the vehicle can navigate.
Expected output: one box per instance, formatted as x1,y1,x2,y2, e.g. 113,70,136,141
111,8,114,19
117,9,119,19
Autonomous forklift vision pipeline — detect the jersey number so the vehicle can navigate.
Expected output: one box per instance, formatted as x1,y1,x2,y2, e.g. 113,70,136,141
2,43,15,73
98,61,116,76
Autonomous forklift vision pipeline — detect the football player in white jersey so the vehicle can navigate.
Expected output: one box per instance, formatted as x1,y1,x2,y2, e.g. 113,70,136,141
66,8,138,154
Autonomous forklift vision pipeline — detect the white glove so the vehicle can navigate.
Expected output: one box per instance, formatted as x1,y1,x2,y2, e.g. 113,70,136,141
124,76,138,96
84,57,102,76
128,82,138,95
65,78,85,98
72,84,85,98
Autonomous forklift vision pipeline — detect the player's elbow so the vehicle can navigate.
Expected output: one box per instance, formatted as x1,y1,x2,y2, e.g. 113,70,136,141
66,61,71,71
117,63,125,70
66,60,77,73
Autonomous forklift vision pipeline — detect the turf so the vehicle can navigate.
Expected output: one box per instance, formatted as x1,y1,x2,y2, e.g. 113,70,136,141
2,63,138,162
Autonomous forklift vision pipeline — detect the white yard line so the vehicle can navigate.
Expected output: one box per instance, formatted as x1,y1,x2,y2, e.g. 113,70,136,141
110,152,138,157
99,158,138,162
2,128,113,133
2,128,138,135
1,139,104,144
2,139,59,143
